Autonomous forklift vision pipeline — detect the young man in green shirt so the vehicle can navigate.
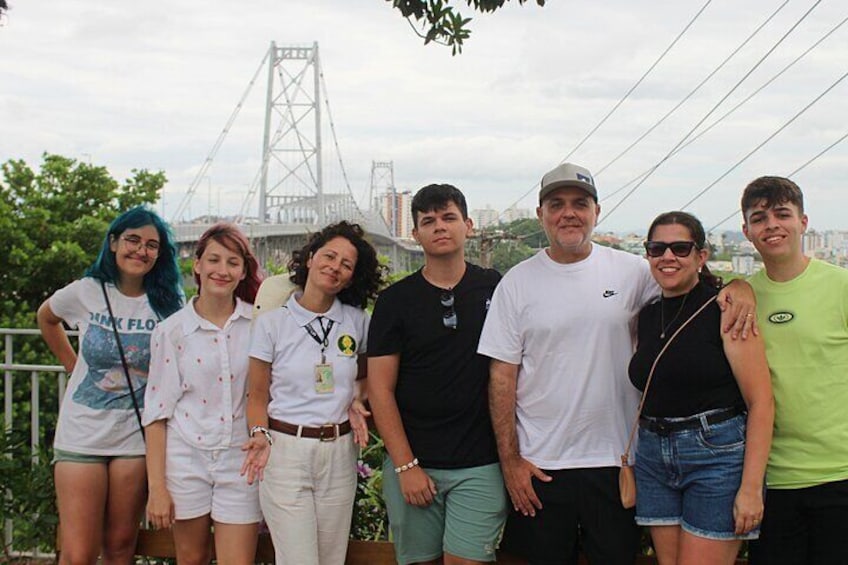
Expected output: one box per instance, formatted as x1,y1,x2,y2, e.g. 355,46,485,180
742,176,848,565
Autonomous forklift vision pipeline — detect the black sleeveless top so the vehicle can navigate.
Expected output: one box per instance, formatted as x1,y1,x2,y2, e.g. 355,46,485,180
628,281,745,418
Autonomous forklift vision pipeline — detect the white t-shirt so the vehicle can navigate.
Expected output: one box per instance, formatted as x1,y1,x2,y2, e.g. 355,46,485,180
51,278,160,455
249,293,369,426
478,244,658,469
143,297,253,450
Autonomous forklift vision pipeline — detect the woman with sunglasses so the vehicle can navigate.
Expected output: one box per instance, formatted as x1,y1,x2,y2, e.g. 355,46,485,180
241,221,385,565
37,206,182,565
628,211,773,565
143,223,264,565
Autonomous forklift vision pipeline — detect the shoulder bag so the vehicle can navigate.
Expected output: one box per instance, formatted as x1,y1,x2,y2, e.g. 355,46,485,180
619,294,717,508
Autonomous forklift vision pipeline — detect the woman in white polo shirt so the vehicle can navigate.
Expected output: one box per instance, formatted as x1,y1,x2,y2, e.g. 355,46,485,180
242,221,384,565
143,223,264,565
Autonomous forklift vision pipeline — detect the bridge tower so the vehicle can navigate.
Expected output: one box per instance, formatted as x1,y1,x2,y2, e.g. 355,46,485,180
369,161,397,235
259,41,325,225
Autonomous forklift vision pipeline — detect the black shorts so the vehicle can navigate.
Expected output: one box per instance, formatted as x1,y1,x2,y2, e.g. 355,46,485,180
500,466,640,565
748,478,848,565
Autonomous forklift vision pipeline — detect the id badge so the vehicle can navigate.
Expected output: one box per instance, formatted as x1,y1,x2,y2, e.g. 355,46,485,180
314,363,335,394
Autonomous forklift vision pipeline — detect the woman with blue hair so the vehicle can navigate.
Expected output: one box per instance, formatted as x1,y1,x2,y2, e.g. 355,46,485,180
37,206,182,565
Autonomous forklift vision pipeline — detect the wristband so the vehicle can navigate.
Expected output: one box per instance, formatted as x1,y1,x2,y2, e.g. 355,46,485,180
394,457,419,474
249,425,273,446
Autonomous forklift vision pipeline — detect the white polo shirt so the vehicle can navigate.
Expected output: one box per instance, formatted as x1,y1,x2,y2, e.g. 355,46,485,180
249,293,369,427
143,297,253,450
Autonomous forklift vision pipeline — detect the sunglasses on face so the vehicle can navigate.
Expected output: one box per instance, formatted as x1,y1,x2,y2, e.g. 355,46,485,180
644,240,698,258
441,291,458,330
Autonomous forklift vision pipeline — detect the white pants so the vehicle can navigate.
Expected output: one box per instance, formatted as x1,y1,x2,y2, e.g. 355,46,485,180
260,430,357,565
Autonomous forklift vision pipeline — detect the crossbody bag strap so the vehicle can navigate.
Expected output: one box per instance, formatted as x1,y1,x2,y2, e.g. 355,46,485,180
622,294,717,463
100,280,146,441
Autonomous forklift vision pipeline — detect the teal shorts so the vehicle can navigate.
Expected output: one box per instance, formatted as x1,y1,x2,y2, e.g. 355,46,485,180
52,448,144,464
382,459,508,564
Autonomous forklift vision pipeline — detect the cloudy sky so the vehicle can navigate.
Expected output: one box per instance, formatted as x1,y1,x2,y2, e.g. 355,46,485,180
2,0,846,232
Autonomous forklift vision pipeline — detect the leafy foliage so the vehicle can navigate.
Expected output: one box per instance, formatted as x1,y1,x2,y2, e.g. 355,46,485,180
388,0,545,54
0,154,164,553
350,432,389,541
0,153,166,326
0,427,58,556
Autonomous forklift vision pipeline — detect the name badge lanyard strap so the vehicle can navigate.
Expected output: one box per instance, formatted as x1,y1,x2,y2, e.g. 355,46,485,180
304,317,334,363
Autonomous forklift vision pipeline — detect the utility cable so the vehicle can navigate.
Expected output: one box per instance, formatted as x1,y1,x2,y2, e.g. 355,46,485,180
602,11,848,204
594,0,789,177
680,69,848,210
599,0,823,226
498,0,713,218
706,128,848,233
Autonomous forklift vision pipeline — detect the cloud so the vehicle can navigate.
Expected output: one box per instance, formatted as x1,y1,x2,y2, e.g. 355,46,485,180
1,0,846,230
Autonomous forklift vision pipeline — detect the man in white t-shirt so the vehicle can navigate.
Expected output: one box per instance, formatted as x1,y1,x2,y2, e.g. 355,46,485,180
478,163,755,564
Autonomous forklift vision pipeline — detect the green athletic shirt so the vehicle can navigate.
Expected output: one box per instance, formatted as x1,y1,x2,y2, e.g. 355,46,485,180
750,259,848,489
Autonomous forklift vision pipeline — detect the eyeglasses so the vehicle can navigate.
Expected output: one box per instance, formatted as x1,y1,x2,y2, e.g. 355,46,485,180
441,291,458,330
120,234,161,256
644,240,697,258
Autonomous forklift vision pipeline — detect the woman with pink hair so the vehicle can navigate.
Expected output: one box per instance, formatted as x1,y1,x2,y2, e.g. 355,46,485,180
144,222,264,565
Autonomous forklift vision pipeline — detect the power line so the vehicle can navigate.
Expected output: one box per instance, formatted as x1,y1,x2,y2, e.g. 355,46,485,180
594,0,789,177
599,0,824,226
680,69,848,211
497,0,713,219
560,0,712,164
602,11,848,204
706,128,848,233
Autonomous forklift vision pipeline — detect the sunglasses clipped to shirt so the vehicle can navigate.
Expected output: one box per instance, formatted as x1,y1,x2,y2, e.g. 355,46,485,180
644,240,698,258
441,291,458,330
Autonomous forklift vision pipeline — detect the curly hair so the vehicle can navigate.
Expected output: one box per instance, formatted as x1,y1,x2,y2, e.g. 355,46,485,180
194,222,264,304
85,206,182,319
288,221,385,309
647,211,722,289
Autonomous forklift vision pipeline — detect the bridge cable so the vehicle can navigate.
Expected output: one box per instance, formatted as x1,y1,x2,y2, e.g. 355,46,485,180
171,50,270,222
319,70,369,221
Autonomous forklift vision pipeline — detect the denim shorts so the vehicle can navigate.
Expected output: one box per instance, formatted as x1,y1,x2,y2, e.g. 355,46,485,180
634,411,759,541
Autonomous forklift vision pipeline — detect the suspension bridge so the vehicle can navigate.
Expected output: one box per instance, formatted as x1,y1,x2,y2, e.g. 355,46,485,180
166,42,421,272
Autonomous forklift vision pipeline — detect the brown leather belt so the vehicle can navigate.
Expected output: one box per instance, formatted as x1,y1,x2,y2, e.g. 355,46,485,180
268,417,351,441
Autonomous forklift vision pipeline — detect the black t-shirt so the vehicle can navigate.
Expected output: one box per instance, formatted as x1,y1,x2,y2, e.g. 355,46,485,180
367,263,500,469
628,281,745,418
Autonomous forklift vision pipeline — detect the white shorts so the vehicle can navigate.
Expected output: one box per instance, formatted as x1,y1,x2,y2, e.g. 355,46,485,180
166,432,261,524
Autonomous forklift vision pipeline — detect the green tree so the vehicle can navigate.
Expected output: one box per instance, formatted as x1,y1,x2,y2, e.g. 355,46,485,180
387,0,545,54
0,153,165,327
500,217,547,248
0,154,164,551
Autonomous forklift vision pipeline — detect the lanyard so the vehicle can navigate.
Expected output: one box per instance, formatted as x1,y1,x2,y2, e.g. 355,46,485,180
304,316,334,363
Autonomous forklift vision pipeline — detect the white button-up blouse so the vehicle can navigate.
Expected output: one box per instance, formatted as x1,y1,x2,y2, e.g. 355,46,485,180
143,297,253,449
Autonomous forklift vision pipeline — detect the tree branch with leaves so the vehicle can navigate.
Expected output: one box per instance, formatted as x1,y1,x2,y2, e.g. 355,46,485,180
388,0,545,54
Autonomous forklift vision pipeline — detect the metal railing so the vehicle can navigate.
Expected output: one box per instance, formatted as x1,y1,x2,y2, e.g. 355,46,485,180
1,327,73,555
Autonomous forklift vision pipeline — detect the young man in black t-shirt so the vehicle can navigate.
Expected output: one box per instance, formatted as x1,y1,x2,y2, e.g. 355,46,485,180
368,184,507,565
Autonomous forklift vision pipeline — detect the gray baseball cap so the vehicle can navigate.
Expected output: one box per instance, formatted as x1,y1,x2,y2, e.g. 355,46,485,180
539,163,598,203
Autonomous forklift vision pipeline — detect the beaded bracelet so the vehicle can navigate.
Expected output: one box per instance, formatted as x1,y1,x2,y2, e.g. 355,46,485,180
394,457,419,474
249,425,274,446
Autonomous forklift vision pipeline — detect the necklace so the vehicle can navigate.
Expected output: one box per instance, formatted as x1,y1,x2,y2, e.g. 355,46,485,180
660,292,689,339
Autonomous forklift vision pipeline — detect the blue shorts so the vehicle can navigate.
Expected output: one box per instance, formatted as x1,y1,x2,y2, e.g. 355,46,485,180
634,411,759,541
